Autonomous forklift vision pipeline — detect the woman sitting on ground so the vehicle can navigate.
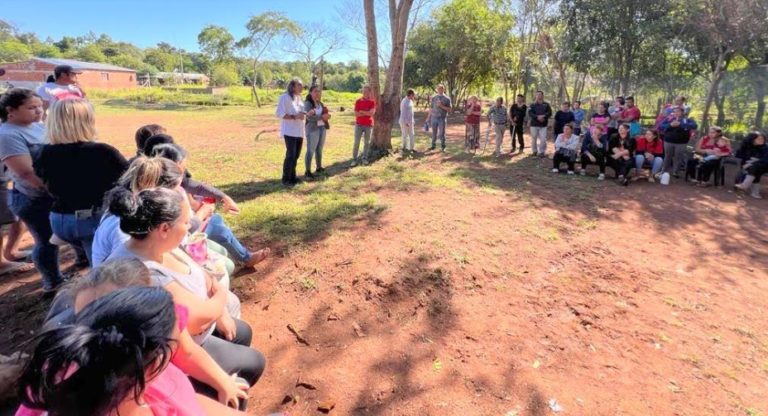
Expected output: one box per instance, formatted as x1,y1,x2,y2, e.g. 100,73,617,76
91,157,237,281
41,258,250,410
608,123,635,186
105,186,266,391
633,129,665,183
551,124,580,174
686,126,731,186
579,124,608,180
735,131,768,199
139,130,241,214
33,99,128,266
17,286,243,415
151,143,270,267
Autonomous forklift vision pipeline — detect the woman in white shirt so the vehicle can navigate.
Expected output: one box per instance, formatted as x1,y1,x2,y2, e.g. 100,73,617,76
275,78,306,187
552,123,580,174
399,89,416,152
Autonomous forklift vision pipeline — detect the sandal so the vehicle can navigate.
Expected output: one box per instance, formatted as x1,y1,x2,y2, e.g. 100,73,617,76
244,248,271,268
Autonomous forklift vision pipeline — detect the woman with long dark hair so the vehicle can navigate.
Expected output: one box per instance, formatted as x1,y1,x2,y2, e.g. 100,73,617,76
17,286,242,415
303,85,329,179
0,88,65,295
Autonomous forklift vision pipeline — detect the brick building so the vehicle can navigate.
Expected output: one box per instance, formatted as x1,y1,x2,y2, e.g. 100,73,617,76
0,58,137,90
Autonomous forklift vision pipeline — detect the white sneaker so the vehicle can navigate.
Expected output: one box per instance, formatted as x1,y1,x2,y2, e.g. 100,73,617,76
598,173,605,181
648,175,655,183
580,169,586,176
551,168,559,173
567,170,575,175
618,175,625,180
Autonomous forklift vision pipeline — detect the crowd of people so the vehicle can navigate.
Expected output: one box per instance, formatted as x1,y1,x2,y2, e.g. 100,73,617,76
0,68,765,414
437,89,763,195
275,79,765,197
0,64,273,414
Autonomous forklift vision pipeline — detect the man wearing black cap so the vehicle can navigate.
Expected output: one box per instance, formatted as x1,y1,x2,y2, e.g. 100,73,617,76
36,64,87,115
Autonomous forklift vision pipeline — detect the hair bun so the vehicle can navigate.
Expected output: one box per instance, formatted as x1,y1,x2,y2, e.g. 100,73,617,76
98,325,125,347
108,187,141,218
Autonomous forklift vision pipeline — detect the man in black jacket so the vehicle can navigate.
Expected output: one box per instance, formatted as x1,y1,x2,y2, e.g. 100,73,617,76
527,90,553,157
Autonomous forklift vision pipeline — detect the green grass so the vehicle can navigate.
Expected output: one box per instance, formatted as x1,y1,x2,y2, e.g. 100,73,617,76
88,86,359,107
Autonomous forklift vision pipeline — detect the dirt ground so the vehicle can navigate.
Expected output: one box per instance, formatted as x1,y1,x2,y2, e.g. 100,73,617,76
1,111,766,416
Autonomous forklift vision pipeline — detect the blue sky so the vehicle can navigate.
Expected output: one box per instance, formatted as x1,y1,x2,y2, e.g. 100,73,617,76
3,0,368,63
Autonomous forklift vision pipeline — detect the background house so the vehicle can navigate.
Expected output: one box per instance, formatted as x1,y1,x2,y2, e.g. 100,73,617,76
0,57,137,90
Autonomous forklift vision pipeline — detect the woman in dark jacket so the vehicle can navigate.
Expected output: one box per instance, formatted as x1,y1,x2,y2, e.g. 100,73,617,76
579,124,608,180
735,131,768,199
608,123,635,186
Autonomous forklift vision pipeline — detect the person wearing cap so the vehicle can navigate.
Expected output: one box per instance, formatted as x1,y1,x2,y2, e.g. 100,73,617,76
36,65,87,117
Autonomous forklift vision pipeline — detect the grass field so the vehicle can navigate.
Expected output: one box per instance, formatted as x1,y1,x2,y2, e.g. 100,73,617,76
0,99,767,416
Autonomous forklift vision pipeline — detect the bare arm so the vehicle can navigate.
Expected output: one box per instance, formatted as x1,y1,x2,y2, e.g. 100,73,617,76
5,155,44,189
165,279,227,335
172,328,248,408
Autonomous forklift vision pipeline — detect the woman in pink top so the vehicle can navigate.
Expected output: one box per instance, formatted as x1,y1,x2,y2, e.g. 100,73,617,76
17,286,242,415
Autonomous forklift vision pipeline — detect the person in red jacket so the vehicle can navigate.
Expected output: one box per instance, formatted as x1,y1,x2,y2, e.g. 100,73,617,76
633,129,664,182
351,85,376,166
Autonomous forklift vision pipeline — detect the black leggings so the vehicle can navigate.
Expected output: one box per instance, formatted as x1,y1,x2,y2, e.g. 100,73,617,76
687,158,723,182
553,152,575,171
581,154,606,174
194,318,266,408
282,135,303,184
509,124,524,149
746,161,767,183
608,157,631,178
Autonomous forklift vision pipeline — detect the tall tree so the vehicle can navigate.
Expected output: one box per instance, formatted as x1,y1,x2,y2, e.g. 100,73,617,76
237,12,299,107
282,22,345,82
364,0,415,156
197,25,235,64
681,0,767,130
405,0,511,105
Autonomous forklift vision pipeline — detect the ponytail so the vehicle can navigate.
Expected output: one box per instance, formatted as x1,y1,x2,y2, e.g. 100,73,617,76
115,156,183,194
18,287,176,415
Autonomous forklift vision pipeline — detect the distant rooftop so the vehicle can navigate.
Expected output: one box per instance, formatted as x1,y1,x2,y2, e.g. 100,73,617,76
32,57,136,73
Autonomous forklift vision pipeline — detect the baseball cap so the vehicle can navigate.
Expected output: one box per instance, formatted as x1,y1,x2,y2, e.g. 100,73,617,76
54,65,83,78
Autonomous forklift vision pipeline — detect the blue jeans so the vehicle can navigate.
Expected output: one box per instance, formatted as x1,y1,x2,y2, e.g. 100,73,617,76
431,117,446,149
9,190,62,290
635,154,663,176
305,126,326,172
205,214,250,263
50,212,100,266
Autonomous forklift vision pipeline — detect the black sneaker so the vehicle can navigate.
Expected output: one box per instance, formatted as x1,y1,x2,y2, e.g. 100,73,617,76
430,146,436,151
305,172,316,180
316,167,326,174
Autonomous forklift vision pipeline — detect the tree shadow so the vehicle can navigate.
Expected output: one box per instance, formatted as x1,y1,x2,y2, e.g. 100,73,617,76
216,159,358,202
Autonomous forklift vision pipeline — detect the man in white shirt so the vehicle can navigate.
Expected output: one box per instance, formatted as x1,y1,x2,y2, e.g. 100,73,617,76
36,65,87,117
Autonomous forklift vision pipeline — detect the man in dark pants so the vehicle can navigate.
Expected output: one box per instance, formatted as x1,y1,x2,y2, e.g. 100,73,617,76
509,94,527,153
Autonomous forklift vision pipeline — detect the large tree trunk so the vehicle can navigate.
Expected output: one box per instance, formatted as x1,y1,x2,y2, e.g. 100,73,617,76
251,60,261,107
751,63,766,129
366,0,414,156
701,52,729,132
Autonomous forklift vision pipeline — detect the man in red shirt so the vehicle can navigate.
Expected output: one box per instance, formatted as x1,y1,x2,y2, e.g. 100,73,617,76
352,85,376,166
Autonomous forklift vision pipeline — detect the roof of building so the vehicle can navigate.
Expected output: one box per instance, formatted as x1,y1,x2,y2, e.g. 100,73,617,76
155,72,208,80
32,58,136,73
